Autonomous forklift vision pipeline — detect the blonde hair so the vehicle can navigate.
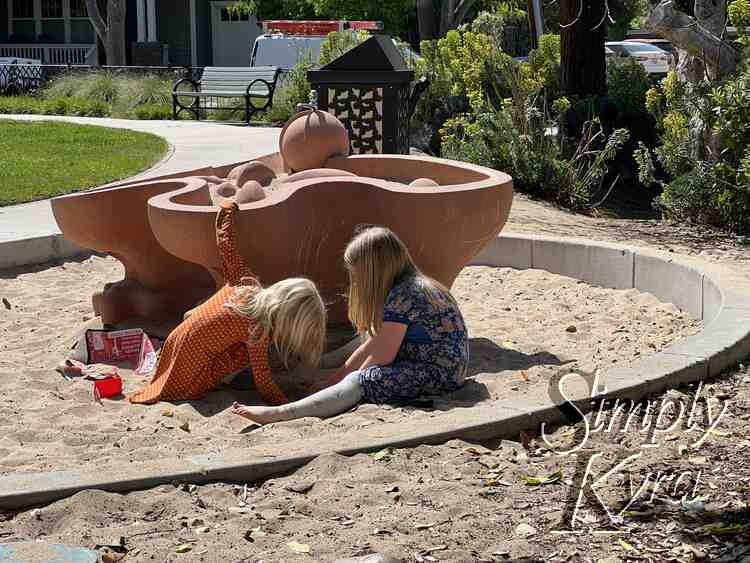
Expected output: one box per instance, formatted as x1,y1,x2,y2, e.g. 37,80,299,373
229,278,326,368
344,226,453,336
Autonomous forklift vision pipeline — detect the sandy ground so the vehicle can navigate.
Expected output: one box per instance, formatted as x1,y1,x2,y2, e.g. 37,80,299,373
0,254,701,476
0,369,747,563
3,194,750,562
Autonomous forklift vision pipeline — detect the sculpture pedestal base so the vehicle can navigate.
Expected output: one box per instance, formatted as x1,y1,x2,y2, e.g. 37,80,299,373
92,278,214,327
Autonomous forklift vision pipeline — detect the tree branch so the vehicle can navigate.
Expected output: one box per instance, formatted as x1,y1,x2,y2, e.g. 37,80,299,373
648,0,738,78
440,0,457,37
85,0,108,41
454,0,479,26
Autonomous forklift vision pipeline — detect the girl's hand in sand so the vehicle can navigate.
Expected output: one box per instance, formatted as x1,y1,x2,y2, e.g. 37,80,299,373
231,401,287,425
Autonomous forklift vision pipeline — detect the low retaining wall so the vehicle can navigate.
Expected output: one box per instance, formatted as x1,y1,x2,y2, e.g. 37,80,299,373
1,232,749,510
0,234,88,270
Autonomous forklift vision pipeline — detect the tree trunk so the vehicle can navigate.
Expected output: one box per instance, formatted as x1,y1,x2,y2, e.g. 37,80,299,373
648,0,735,80
417,0,477,39
648,0,735,162
417,0,437,41
106,0,127,66
85,0,127,66
560,0,607,98
527,0,544,49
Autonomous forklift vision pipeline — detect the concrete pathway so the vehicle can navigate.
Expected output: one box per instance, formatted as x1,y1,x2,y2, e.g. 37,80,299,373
0,115,280,243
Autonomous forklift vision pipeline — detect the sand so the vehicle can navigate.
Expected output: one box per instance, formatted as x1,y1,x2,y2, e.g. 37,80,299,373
0,255,700,476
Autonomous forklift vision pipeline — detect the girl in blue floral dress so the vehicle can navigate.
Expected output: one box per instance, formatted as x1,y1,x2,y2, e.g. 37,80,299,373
232,226,469,424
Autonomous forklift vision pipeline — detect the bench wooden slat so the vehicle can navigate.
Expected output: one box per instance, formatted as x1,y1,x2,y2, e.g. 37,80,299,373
174,91,270,97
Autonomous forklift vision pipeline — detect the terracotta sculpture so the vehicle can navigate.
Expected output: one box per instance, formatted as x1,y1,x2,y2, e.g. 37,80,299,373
52,110,513,327
279,110,350,172
409,177,439,188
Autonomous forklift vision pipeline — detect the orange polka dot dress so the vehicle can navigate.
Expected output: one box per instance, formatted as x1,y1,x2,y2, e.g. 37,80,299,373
128,201,288,406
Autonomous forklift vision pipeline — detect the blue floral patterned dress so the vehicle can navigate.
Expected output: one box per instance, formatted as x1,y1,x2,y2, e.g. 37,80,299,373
358,274,469,404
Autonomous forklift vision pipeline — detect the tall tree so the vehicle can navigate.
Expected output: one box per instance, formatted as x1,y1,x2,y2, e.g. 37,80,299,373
85,0,127,66
647,0,736,161
648,0,735,81
560,0,607,97
417,0,479,40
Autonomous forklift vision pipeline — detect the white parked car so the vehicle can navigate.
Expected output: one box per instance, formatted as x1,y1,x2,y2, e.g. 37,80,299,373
605,41,671,75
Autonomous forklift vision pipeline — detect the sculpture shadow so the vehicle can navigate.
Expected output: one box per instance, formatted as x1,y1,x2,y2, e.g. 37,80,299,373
0,252,96,280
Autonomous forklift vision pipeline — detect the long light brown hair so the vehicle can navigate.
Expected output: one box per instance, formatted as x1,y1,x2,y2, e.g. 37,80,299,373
229,278,326,368
344,226,454,336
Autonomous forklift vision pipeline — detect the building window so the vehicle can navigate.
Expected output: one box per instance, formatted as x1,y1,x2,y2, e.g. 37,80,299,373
42,0,63,18
70,0,88,18
11,0,35,42
70,20,94,43
12,0,34,18
39,0,64,43
70,0,94,43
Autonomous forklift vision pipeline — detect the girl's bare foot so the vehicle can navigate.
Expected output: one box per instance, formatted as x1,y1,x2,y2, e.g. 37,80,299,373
231,401,287,425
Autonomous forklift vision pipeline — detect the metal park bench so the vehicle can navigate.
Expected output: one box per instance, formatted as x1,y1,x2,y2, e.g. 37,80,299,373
172,66,281,123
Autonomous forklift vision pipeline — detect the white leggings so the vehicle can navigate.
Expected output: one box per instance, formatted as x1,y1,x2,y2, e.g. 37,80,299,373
280,371,363,420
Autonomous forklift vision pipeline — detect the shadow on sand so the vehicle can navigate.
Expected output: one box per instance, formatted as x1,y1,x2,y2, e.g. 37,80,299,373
187,337,565,419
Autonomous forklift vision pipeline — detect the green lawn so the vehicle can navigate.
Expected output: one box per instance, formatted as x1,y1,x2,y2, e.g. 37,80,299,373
0,120,169,206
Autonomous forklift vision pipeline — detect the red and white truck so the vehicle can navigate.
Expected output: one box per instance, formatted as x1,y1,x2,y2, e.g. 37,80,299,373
250,20,383,70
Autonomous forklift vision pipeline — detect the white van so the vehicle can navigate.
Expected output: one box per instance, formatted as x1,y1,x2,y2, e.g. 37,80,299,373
250,34,421,71
250,35,326,71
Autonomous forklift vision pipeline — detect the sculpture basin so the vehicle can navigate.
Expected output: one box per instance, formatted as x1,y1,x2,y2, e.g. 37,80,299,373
53,153,513,326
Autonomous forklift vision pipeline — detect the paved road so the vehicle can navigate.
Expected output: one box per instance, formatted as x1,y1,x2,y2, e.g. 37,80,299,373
0,116,280,243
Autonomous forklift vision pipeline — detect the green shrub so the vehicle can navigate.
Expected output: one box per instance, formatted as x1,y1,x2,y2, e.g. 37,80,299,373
208,98,247,122
78,72,118,103
528,34,561,102
0,96,43,114
606,58,651,119
133,103,173,120
43,73,83,98
44,71,172,118
318,30,367,66
71,98,109,117
264,89,298,123
40,96,71,115
442,107,627,210
111,74,172,117
471,10,506,48
637,66,750,233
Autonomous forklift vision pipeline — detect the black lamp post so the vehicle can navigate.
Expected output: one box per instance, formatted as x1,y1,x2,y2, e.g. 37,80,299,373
307,35,416,155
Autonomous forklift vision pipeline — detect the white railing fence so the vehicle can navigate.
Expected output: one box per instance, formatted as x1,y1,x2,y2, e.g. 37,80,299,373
0,44,97,65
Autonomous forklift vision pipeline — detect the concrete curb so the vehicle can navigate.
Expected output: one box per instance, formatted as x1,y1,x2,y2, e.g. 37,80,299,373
0,234,89,270
1,232,749,510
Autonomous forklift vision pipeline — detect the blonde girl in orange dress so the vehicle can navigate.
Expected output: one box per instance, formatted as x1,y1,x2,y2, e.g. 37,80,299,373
128,200,326,406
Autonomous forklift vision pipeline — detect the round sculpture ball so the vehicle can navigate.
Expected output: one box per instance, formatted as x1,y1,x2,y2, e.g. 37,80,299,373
409,178,439,188
228,161,276,187
279,110,350,172
209,181,237,206
235,180,267,204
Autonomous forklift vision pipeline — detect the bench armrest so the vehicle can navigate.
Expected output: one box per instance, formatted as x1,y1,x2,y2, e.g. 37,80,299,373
245,77,274,96
246,77,278,111
173,77,199,94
